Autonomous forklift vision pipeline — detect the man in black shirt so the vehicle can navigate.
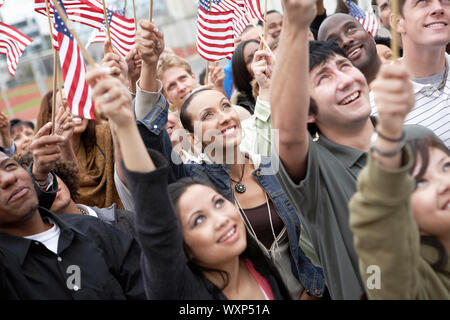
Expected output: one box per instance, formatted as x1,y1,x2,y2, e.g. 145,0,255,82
0,151,145,299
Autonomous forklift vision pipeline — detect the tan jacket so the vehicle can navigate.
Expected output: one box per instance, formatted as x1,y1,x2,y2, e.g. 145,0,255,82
349,148,450,299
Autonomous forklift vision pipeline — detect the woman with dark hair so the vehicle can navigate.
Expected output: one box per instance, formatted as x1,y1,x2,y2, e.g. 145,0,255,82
349,63,450,299
231,39,260,114
132,85,325,299
35,88,123,209
86,68,290,299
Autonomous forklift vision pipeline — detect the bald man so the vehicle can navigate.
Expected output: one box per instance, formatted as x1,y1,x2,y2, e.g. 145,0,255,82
318,13,382,84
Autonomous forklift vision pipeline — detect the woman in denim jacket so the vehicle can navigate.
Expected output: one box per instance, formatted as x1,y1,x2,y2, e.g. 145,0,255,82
132,83,325,299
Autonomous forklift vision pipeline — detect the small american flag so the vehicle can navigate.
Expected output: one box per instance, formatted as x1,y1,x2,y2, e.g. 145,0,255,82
0,22,33,76
207,0,250,37
347,0,379,38
86,27,106,49
35,0,136,58
54,0,94,119
197,0,235,61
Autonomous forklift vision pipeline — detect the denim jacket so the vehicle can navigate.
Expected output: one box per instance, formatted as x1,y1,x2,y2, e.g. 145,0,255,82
135,92,325,297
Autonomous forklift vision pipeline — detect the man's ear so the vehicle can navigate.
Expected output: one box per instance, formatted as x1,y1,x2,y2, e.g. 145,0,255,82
191,72,197,81
392,12,405,34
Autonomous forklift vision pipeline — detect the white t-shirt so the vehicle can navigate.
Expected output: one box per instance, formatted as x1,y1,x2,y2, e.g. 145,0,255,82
25,218,61,254
371,54,450,148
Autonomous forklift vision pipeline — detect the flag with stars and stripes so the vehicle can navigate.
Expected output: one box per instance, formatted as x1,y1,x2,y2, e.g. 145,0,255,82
86,27,106,49
197,0,235,61
54,0,94,119
35,0,136,58
347,0,379,38
0,22,33,76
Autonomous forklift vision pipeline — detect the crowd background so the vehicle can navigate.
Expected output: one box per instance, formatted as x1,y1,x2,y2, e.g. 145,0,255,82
0,0,448,302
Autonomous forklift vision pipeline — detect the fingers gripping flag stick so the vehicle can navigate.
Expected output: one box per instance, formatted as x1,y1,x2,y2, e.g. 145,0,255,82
54,0,95,119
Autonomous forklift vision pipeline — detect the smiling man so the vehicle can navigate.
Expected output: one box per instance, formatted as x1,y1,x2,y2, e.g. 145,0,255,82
317,13,382,84
0,151,144,299
271,0,434,299
392,0,450,148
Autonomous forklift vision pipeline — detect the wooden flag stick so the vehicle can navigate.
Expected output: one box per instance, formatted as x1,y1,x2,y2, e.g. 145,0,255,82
205,61,210,85
101,0,115,53
45,0,57,134
132,0,138,31
390,0,399,60
263,0,268,40
53,1,96,67
149,0,153,22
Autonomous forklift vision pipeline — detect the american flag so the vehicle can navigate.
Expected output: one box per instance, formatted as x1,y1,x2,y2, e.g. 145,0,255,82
86,27,106,49
206,0,251,37
0,22,33,76
347,0,379,38
0,0,4,8
54,0,95,119
197,0,235,61
244,0,264,22
35,0,136,58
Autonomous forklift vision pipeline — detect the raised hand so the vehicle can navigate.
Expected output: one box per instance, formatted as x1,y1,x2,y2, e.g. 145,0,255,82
86,67,154,173
86,68,133,129
101,40,128,86
282,0,317,30
136,20,165,66
207,62,226,96
30,122,65,181
251,42,274,100
0,112,12,148
125,46,142,93
371,62,414,139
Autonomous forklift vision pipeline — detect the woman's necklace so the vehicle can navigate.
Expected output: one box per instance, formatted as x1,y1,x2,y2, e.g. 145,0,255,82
230,162,246,193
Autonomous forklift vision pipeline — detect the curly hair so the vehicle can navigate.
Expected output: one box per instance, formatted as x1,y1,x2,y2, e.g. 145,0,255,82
13,152,80,202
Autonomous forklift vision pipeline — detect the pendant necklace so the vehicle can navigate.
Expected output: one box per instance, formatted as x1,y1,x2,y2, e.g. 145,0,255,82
230,162,246,193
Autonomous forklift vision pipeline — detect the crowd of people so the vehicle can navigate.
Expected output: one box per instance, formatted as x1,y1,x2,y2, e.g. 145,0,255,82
0,0,449,300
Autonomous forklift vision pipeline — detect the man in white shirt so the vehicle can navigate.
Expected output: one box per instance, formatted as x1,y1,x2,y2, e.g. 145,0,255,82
387,0,450,148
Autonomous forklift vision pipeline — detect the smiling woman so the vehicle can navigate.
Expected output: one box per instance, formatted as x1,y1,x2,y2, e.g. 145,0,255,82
133,82,326,299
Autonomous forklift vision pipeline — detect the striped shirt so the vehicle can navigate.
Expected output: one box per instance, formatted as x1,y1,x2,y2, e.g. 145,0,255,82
371,53,450,148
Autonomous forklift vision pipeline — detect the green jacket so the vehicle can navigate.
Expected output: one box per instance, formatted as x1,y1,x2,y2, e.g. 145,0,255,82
349,147,450,299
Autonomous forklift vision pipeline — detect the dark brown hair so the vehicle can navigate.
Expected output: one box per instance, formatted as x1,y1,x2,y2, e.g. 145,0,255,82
168,176,290,298
407,135,450,271
13,152,80,202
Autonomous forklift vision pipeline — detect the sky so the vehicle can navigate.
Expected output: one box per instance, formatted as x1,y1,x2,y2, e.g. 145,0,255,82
0,0,155,35
2,0,57,34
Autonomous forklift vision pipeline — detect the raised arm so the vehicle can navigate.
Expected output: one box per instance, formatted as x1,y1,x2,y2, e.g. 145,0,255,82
270,0,316,182
86,67,201,299
348,63,426,299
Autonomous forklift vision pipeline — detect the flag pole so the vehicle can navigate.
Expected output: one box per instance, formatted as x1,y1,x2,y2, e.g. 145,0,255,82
132,0,138,31
263,0,267,40
205,62,210,85
53,1,96,67
390,0,399,60
44,0,58,134
101,0,115,53
149,0,153,22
